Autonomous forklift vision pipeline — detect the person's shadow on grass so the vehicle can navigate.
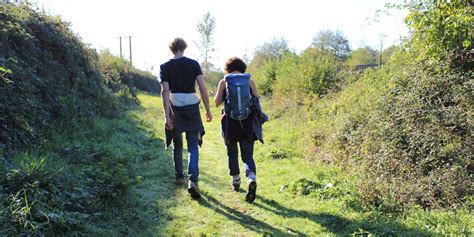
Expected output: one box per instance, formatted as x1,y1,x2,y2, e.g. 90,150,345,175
254,195,432,236
197,192,302,236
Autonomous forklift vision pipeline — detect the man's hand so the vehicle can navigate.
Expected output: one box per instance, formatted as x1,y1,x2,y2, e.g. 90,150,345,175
196,75,213,123
165,115,174,130
205,111,213,122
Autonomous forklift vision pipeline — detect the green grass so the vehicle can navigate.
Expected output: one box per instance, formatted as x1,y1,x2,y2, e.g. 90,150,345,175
3,92,469,235
125,93,472,236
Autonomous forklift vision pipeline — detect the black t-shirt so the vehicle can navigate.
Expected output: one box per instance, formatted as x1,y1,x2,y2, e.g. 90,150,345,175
160,57,202,93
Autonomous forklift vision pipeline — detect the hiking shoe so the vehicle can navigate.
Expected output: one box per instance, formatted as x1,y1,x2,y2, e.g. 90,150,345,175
232,175,241,191
175,178,185,185
245,180,257,203
187,181,201,200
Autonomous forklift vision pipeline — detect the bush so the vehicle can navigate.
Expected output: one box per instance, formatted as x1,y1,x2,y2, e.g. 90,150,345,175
0,119,138,235
331,2,474,211
266,147,292,160
0,4,120,155
128,69,161,94
252,49,341,102
99,50,160,97
283,177,351,201
0,4,148,235
344,65,472,210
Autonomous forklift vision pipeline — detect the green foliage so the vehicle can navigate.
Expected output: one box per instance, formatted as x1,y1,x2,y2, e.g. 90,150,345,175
247,37,290,74
0,4,160,235
206,69,224,94
195,12,216,77
265,147,292,160
404,206,473,235
328,2,473,211
128,69,161,94
404,0,473,68
343,65,472,210
253,0,473,213
380,45,398,64
99,50,159,96
252,58,278,96
0,4,121,154
253,48,341,102
0,5,157,156
0,114,152,235
346,46,377,68
275,48,341,101
285,177,348,200
311,29,351,61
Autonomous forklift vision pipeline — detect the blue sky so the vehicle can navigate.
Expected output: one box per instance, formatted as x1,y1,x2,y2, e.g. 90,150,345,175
32,0,408,74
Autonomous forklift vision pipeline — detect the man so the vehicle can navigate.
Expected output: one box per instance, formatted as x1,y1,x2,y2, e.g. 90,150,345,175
160,37,212,199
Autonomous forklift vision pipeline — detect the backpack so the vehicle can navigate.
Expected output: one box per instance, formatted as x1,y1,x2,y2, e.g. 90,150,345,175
224,73,252,120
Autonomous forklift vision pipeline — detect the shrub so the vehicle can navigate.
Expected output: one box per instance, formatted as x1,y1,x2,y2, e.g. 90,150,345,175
0,4,120,155
346,66,472,210
0,124,137,235
266,147,292,160
99,50,160,97
283,177,350,201
332,1,474,211
252,48,341,102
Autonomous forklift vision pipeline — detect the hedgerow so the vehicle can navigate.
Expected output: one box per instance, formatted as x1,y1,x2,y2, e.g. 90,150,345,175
0,4,120,155
0,4,157,235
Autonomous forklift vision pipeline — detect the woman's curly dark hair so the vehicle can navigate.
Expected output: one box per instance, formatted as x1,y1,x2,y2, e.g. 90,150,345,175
224,57,247,73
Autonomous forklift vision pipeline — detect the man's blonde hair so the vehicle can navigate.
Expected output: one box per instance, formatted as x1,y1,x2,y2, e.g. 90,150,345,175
169,37,187,53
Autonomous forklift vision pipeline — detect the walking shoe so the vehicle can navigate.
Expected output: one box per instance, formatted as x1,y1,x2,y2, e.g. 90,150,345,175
175,178,185,185
187,180,201,199
232,175,241,191
245,180,257,203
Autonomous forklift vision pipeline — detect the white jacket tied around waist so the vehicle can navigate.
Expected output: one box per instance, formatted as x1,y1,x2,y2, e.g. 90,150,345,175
170,93,200,107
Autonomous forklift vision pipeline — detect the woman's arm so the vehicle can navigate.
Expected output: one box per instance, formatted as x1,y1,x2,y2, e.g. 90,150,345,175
214,79,226,107
250,79,259,97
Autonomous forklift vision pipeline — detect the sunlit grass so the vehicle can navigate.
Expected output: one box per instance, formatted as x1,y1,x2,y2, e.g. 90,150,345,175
133,93,472,236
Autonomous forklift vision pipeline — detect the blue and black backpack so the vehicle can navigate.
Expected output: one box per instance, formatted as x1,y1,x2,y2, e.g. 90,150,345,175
224,73,252,120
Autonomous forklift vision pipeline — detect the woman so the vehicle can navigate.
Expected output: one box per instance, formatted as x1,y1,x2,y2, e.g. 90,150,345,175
160,37,212,199
214,57,261,203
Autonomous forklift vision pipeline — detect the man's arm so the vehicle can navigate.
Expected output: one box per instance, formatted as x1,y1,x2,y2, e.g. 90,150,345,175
161,82,173,130
196,75,213,122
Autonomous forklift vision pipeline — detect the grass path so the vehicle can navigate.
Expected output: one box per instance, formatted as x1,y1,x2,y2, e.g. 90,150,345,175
125,93,453,236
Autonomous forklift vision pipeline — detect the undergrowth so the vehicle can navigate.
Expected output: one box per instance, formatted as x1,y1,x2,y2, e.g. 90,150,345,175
0,112,157,235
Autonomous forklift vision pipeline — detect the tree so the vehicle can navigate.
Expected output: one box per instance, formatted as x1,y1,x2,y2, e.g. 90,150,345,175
404,1,472,69
247,37,290,74
311,29,351,60
380,45,398,64
195,12,216,78
346,46,377,68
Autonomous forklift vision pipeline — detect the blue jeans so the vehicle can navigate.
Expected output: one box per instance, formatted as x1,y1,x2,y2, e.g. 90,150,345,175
226,139,256,177
173,131,199,182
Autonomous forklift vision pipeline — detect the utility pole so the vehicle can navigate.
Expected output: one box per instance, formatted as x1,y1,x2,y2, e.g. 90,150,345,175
119,36,123,59
379,33,386,66
116,35,133,65
129,36,132,66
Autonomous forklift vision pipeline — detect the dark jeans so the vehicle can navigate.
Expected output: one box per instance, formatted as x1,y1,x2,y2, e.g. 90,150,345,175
173,131,199,182
226,138,256,177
